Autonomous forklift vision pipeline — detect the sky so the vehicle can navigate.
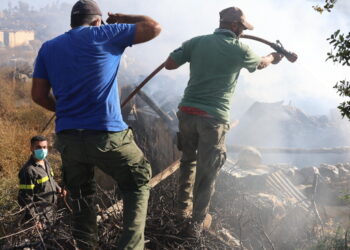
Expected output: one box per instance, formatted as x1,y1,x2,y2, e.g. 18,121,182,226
1,0,349,116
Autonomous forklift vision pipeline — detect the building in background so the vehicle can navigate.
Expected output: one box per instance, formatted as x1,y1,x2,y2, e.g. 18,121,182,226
0,30,35,48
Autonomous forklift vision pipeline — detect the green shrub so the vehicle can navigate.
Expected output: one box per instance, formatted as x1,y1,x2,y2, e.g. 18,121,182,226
309,228,349,250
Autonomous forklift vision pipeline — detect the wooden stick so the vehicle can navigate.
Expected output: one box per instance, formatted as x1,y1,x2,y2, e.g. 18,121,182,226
41,113,55,133
0,225,36,240
121,63,165,108
149,160,180,188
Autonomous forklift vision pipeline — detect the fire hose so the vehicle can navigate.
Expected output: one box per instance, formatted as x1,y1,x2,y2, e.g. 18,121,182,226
40,34,297,133
241,34,298,63
119,35,298,110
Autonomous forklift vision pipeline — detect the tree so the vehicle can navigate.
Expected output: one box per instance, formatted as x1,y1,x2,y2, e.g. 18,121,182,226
328,31,350,119
312,0,337,13
314,0,350,120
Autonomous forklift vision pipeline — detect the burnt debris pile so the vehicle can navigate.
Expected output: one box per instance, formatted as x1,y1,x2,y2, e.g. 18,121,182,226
0,178,242,250
232,101,350,148
2,81,350,249
214,145,350,249
230,101,350,167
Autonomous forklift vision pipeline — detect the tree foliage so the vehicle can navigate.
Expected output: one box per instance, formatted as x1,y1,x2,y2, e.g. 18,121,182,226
328,30,350,119
328,30,350,66
314,0,350,120
313,0,337,13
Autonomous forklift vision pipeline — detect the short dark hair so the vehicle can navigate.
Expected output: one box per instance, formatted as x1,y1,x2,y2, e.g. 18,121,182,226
71,14,101,28
30,135,47,145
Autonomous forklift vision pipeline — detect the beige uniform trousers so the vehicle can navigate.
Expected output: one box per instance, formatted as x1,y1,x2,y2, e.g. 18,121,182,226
176,111,229,222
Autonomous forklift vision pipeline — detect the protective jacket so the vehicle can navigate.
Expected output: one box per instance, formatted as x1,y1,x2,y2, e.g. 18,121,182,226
18,156,60,219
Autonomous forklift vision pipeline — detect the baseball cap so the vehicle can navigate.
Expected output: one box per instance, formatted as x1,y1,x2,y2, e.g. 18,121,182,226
71,0,104,22
219,7,254,30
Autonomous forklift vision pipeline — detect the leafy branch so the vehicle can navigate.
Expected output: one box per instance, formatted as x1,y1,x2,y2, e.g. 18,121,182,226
314,1,350,121
328,30,350,120
327,30,350,66
334,80,350,120
313,0,337,13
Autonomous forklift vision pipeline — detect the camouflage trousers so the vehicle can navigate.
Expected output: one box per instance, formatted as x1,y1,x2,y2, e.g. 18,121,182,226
55,128,151,250
176,111,229,222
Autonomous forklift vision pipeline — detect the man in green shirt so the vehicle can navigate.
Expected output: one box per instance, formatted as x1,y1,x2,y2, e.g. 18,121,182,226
165,6,283,236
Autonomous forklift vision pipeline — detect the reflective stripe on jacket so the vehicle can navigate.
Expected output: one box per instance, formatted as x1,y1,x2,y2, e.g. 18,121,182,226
18,156,60,212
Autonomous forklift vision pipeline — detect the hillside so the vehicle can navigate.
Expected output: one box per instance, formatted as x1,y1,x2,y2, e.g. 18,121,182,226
0,69,58,215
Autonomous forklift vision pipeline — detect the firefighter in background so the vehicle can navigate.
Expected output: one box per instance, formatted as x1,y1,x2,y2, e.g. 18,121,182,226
18,135,66,228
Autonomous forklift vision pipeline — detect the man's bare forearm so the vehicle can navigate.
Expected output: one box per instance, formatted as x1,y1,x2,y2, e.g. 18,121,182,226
107,12,161,44
32,78,56,112
32,94,56,112
107,13,156,25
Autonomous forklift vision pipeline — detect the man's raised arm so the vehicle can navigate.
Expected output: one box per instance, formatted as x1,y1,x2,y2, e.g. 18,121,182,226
106,13,161,44
257,52,284,70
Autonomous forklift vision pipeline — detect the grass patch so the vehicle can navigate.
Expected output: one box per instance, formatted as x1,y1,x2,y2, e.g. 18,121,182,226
0,73,60,215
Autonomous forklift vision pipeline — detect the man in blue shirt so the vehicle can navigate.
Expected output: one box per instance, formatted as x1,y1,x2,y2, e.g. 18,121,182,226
31,0,161,249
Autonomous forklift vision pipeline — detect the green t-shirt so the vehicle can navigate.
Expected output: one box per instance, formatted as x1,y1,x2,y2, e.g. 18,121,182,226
170,29,261,122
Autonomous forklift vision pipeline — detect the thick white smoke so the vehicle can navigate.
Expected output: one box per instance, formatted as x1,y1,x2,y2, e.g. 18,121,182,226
2,0,349,116
2,0,350,163
99,0,350,116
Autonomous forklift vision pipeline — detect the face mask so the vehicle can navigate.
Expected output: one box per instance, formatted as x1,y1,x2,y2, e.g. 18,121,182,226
34,149,48,160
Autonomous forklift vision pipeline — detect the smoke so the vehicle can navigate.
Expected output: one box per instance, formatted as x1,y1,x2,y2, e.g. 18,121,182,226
108,0,348,116
3,2,349,242
2,0,350,162
1,0,348,116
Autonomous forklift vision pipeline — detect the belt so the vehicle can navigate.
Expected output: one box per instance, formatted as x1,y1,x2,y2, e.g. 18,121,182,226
58,129,106,136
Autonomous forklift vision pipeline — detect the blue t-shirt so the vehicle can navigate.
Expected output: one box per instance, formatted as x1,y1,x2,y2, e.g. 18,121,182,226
33,24,136,133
